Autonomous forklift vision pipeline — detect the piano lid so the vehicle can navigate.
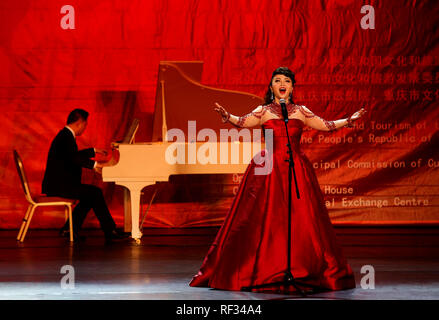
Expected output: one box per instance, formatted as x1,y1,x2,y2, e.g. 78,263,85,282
152,61,264,142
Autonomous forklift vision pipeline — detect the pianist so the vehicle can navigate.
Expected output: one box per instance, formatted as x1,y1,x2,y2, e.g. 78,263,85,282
42,108,126,243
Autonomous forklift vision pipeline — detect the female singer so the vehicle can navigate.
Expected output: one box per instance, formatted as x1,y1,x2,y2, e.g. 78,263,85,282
189,67,366,293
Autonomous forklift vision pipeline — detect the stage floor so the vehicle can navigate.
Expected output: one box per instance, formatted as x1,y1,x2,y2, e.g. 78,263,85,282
0,227,438,300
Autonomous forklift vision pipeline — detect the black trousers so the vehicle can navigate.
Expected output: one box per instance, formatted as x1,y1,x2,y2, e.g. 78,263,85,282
49,184,116,236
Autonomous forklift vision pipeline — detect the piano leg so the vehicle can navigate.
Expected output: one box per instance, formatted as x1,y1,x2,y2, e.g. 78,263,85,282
118,183,148,243
123,188,132,233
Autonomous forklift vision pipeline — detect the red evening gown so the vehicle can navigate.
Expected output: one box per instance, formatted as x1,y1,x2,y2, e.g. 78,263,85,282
189,118,356,292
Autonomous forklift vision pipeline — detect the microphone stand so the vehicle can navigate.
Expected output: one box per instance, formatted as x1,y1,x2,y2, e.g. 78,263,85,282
242,101,315,296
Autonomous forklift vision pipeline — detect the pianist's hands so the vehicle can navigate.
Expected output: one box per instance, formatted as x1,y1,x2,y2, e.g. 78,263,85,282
94,154,118,174
214,102,230,123
95,148,108,156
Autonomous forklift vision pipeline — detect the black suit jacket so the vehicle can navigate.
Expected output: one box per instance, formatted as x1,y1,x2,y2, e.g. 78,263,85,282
42,127,95,196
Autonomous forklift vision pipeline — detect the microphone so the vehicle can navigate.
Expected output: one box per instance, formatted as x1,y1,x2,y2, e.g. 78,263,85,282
279,99,288,121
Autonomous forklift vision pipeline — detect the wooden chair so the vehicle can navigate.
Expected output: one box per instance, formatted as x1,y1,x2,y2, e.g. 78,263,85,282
13,150,76,242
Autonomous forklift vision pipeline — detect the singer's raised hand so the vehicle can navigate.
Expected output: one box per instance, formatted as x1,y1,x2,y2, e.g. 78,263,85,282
214,102,230,123
350,108,367,121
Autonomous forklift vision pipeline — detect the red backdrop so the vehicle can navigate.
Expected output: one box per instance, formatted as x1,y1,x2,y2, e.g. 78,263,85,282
0,0,438,229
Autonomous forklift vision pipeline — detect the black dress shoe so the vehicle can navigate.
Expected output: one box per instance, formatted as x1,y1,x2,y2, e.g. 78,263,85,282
114,228,130,238
105,229,129,243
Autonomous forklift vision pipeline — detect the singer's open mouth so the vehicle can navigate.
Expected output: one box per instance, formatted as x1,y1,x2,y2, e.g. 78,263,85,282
279,88,286,94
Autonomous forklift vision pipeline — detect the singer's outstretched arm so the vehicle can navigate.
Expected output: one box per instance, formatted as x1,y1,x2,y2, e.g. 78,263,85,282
299,105,349,131
228,105,265,128
300,105,366,131
215,103,264,128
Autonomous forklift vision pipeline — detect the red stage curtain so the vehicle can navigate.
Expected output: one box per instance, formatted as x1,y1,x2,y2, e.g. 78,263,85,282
0,0,438,228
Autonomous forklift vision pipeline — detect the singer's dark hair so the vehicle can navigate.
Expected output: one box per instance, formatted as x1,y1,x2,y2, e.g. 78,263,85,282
264,67,296,105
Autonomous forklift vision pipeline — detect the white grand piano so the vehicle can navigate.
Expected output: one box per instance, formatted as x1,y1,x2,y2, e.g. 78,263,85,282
102,61,264,243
